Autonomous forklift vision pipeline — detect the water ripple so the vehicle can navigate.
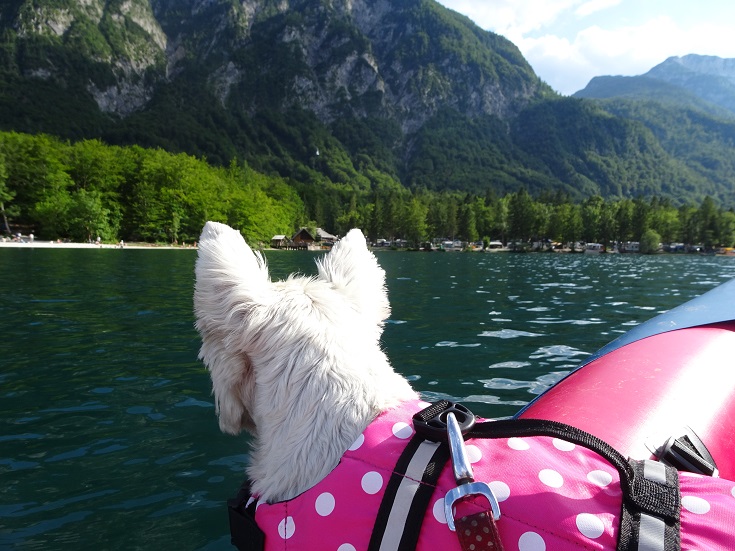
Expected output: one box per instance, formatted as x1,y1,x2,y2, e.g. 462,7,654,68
478,329,544,338
488,361,531,369
528,318,604,325
529,345,590,362
481,371,570,395
0,432,43,442
435,341,481,348
103,491,184,510
3,490,119,517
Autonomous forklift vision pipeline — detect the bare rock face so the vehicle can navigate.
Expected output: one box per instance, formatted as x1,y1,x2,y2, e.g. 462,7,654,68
9,0,546,131
88,78,153,117
193,0,544,133
14,0,167,116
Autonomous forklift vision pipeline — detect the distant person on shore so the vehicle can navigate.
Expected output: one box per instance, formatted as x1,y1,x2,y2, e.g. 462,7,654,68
119,240,125,249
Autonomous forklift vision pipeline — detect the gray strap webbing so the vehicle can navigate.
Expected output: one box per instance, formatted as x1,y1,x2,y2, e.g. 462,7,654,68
368,436,450,551
622,459,681,551
378,441,441,550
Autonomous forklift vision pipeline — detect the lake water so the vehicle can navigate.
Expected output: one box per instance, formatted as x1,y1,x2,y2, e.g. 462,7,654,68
2,248,735,550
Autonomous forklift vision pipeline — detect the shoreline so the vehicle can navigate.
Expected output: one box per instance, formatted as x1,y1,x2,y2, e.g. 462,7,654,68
0,240,196,250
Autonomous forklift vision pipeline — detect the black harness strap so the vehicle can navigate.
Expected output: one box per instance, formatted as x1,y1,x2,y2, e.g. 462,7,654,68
467,418,637,497
228,480,265,551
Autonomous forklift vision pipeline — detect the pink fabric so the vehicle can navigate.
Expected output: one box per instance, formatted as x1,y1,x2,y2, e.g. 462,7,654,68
250,401,735,550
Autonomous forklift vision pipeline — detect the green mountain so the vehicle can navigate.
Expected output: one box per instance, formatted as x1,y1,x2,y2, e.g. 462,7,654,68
575,55,735,117
573,75,734,121
573,55,735,202
1,2,734,205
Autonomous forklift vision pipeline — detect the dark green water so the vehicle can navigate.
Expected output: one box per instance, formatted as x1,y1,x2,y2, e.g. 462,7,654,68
2,248,735,550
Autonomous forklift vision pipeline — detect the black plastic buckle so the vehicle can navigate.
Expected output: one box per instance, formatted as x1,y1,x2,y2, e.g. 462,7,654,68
659,427,718,477
412,400,476,442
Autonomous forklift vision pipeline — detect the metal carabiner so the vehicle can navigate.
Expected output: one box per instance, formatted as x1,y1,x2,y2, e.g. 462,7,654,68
443,412,501,531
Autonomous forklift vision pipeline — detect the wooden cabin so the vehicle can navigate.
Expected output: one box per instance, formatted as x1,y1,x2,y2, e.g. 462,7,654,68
270,235,289,249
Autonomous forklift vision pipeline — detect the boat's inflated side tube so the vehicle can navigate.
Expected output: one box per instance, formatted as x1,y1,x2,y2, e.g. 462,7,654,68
517,279,735,480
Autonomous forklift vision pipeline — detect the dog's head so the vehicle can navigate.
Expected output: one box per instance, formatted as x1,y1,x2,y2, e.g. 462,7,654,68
194,222,396,436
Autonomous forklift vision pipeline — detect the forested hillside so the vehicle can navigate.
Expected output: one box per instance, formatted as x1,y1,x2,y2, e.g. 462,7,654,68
2,132,733,250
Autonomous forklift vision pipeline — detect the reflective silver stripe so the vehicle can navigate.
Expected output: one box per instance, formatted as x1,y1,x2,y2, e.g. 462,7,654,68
643,460,667,484
635,460,678,551
638,514,666,551
379,440,440,551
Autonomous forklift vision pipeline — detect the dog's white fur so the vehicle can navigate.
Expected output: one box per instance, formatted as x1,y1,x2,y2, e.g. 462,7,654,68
194,222,417,502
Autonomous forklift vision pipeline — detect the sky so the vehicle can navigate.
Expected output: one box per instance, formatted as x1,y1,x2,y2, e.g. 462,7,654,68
435,0,735,95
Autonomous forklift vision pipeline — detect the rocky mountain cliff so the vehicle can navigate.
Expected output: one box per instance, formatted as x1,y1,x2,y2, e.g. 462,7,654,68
3,0,166,115
2,0,548,132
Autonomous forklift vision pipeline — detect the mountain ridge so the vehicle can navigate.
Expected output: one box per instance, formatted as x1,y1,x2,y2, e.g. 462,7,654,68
574,54,735,118
1,1,735,206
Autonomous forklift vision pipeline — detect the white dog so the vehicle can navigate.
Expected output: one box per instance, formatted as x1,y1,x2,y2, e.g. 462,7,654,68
195,222,735,551
194,221,417,503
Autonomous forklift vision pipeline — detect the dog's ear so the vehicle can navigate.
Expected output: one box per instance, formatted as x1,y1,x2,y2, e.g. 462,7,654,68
196,221,270,289
316,228,390,324
194,221,271,434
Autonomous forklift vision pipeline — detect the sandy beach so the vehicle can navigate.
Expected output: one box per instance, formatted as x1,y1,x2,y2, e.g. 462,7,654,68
0,240,195,250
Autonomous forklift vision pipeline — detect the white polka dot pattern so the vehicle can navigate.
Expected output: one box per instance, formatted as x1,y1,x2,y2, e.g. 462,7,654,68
361,471,383,495
508,437,530,450
576,513,605,539
348,433,364,451
539,468,564,488
466,444,482,463
682,495,710,515
392,421,413,439
277,516,295,539
587,469,613,487
518,531,546,550
315,492,335,516
552,438,575,451
432,498,447,524
250,400,735,551
489,480,511,502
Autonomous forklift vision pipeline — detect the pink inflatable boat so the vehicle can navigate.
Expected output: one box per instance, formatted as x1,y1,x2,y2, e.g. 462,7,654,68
517,278,735,480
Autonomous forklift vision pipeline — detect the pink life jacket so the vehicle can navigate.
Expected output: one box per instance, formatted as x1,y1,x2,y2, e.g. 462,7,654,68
235,400,735,550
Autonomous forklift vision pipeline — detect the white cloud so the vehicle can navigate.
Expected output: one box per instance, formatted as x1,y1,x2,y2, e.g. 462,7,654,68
520,19,678,94
575,0,622,18
438,0,580,37
436,0,735,95
526,17,735,94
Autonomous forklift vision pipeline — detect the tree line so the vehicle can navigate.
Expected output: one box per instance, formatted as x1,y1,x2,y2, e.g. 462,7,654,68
1,131,733,250
0,131,303,244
